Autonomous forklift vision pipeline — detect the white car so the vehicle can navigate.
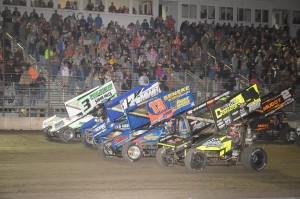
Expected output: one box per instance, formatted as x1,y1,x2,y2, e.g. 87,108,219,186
42,81,117,143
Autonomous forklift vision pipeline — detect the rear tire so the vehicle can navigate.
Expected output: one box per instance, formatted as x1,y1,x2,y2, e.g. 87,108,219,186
122,142,143,162
156,147,174,167
280,127,296,144
241,146,267,171
58,127,75,143
184,149,207,172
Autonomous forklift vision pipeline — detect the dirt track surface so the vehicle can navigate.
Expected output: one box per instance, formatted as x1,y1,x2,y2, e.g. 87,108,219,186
0,131,300,199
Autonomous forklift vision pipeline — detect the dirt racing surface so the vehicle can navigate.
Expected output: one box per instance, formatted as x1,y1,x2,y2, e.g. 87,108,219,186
0,130,300,199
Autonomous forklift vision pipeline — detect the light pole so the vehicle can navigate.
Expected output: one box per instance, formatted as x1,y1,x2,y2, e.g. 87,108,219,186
47,29,51,116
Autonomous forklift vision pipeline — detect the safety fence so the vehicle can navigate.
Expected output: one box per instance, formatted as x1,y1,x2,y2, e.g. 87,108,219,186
1,79,300,118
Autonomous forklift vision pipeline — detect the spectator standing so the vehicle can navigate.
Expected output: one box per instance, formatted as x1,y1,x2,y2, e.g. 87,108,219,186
1,7,12,29
29,79,39,106
95,13,103,29
139,71,149,86
50,10,60,26
29,9,38,20
61,61,70,87
12,7,21,23
36,73,47,103
17,65,32,106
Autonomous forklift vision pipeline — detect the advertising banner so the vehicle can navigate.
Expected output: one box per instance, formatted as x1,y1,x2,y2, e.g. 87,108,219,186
76,81,117,115
210,84,261,130
146,85,196,126
262,88,294,117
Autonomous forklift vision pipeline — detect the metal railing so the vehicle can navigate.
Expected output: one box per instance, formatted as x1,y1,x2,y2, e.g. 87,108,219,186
1,76,299,118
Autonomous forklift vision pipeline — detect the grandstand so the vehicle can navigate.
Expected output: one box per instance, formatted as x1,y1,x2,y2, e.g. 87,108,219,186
0,0,300,120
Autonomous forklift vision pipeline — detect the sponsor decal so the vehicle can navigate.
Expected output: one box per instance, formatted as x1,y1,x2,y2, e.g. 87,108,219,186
163,85,190,101
144,134,159,141
54,120,64,129
114,135,128,145
90,84,113,100
192,121,208,131
121,82,161,109
176,97,190,108
214,98,242,119
94,123,106,132
202,138,223,148
115,124,130,129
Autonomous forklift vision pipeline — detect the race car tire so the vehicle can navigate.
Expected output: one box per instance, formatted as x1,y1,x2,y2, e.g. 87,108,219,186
184,149,207,172
98,142,114,158
80,131,94,148
280,127,296,144
241,146,267,171
122,142,143,162
156,147,173,167
42,126,52,139
58,127,75,143
295,132,300,146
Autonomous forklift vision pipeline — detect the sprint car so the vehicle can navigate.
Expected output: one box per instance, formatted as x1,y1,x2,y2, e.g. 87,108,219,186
156,84,267,172
98,84,196,162
42,81,117,143
248,88,296,144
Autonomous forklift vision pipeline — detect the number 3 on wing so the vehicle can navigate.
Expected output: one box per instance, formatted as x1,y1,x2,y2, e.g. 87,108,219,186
82,98,92,113
149,99,167,114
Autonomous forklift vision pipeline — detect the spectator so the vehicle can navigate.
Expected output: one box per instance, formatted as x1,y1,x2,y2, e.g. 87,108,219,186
17,65,32,106
139,71,149,86
98,2,105,12
36,73,47,102
29,9,38,20
29,79,39,106
50,10,59,26
48,0,53,8
95,13,103,29
109,2,116,13
12,7,21,23
86,0,94,11
61,61,70,87
141,19,149,30
1,7,12,29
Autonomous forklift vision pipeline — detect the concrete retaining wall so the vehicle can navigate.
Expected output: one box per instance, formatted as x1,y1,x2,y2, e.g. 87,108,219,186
0,117,300,131
0,117,45,130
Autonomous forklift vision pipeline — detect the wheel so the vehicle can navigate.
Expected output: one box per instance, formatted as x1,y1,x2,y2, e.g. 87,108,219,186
58,127,75,143
295,131,300,146
184,149,207,172
241,146,267,171
80,131,94,148
280,127,296,144
156,147,174,167
98,142,114,158
42,126,52,139
122,142,143,162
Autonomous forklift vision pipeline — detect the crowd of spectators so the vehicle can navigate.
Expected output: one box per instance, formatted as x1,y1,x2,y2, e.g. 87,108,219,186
1,6,300,107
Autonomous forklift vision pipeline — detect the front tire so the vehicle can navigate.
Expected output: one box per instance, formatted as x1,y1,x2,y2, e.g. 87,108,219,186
81,131,94,148
241,146,267,171
184,149,207,172
156,147,174,167
98,142,114,158
122,142,143,162
280,127,296,144
42,126,52,139
58,127,75,143
295,131,300,146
